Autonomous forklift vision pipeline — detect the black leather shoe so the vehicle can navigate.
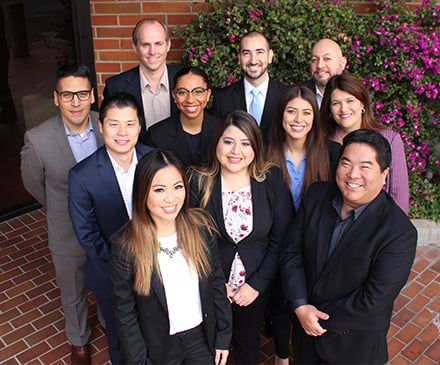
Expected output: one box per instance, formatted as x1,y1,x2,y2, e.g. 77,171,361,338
71,344,90,365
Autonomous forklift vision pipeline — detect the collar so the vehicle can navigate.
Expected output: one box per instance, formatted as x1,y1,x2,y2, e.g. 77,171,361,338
331,192,370,220
139,66,169,91
243,76,270,98
107,148,138,174
63,116,93,137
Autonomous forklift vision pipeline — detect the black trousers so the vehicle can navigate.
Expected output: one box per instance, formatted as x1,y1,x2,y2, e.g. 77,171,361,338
231,289,270,365
158,324,214,365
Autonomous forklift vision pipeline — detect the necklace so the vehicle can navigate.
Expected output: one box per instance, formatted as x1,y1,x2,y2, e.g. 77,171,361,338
159,246,180,258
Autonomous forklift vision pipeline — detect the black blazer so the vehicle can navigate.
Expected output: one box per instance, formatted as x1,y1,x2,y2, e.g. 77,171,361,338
190,167,294,294
145,111,219,167
110,230,232,364
327,140,341,180
210,78,287,143
301,79,317,94
281,182,417,363
68,144,154,298
103,65,180,144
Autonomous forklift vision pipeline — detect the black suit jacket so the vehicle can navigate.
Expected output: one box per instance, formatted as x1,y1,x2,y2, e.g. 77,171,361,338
110,230,232,364
68,144,154,298
281,182,417,364
103,65,180,143
301,78,317,94
190,167,294,294
211,78,287,143
145,111,219,167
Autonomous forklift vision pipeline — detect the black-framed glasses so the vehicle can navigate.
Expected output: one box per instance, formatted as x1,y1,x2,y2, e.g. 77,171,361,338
174,87,208,100
55,89,92,102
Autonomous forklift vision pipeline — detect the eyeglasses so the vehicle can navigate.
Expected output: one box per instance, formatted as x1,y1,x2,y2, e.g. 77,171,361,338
55,89,92,102
174,87,208,100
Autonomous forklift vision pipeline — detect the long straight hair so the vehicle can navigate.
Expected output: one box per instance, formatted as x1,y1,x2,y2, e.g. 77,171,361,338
267,86,331,197
190,110,273,208
120,150,214,295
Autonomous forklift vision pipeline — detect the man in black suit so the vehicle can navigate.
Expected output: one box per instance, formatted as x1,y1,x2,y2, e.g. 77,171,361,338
282,129,417,364
211,31,286,143
302,38,347,108
103,18,180,143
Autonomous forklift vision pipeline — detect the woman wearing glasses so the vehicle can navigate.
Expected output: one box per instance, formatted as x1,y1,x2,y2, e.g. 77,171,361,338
146,67,218,167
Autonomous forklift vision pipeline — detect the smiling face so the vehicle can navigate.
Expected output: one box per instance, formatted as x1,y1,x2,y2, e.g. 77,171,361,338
147,165,185,228
54,76,94,133
310,39,346,88
132,21,170,74
99,106,141,163
330,88,365,135
172,73,211,122
336,142,389,211
216,125,255,176
239,33,273,85
282,97,314,144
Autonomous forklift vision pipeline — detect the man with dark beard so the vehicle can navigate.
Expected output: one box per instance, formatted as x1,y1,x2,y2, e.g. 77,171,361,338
302,38,347,109
211,31,286,144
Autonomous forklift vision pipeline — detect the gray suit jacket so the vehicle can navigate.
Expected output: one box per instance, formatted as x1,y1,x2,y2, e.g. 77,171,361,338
20,112,104,256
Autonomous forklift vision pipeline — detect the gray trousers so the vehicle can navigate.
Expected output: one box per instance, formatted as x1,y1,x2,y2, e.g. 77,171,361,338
52,253,91,346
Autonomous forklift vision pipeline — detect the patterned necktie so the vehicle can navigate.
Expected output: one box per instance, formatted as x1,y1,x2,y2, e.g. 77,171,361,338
249,88,262,125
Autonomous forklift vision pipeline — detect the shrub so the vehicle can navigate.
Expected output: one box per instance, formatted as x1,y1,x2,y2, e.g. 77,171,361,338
175,0,440,220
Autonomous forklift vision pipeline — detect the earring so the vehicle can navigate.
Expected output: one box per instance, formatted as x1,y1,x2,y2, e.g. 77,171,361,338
361,108,365,114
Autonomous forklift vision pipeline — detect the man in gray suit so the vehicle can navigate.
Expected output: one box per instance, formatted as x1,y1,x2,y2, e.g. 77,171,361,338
21,64,103,365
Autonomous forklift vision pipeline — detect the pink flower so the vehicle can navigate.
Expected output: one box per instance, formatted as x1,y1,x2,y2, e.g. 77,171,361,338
229,34,236,43
201,54,209,63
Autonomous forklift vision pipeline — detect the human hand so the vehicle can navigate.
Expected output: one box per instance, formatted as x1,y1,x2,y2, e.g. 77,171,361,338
230,283,259,306
225,283,235,303
294,304,329,336
215,349,229,365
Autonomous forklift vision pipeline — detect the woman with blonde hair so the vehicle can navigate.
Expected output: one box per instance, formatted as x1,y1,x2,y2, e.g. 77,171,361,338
110,150,232,365
189,110,293,364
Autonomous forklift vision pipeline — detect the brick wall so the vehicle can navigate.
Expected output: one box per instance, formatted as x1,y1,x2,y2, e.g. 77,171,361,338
89,0,427,99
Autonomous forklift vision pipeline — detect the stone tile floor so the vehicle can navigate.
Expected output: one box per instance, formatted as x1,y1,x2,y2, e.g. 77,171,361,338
0,209,439,364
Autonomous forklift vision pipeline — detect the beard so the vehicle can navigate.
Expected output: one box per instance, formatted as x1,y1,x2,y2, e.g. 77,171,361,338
242,62,268,80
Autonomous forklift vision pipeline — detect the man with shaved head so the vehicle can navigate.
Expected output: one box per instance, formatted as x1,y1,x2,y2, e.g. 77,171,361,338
303,39,347,108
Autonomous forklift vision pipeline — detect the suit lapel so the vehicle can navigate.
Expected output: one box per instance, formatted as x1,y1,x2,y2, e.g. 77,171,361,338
151,270,168,311
52,115,77,166
315,200,337,277
232,81,247,111
260,78,276,132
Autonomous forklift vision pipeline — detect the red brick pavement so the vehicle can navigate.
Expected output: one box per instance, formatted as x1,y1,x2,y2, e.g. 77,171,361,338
0,209,439,364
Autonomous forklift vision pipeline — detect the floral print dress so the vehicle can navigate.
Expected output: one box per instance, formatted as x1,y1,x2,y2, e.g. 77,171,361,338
222,185,253,289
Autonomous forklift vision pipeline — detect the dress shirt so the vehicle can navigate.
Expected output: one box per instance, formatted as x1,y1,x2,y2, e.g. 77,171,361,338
315,84,323,109
244,77,269,114
158,233,203,335
64,117,97,163
285,152,306,211
140,67,171,129
108,151,138,219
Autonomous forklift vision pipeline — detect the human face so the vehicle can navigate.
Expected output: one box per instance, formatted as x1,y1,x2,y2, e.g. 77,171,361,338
132,21,170,74
336,143,389,211
99,106,141,162
216,125,255,176
239,34,273,84
172,73,211,121
282,97,314,144
330,88,364,134
310,39,347,87
147,166,185,228
54,76,94,133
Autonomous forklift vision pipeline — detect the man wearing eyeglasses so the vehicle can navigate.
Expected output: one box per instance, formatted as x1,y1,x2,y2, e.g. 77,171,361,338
21,64,103,365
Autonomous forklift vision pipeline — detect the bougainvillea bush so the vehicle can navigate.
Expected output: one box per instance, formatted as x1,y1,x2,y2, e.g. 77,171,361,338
175,0,440,220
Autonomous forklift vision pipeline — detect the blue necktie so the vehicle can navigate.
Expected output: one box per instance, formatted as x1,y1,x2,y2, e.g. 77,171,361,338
249,88,262,125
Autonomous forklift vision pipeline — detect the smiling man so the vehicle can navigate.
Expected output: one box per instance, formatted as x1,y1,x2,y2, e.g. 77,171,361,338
211,31,286,143
103,18,180,142
281,129,417,364
68,92,154,364
302,38,347,108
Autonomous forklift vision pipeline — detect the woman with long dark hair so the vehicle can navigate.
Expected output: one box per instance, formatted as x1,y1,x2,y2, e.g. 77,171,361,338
110,150,232,365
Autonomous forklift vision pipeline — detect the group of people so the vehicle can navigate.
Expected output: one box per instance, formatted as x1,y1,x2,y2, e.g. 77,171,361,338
20,16,417,365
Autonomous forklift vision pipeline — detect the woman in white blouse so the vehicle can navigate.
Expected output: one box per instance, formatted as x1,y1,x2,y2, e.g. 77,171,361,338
189,111,293,364
110,150,232,365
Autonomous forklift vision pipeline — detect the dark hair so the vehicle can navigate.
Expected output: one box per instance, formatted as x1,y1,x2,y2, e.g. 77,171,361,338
55,64,92,89
99,92,142,122
124,149,213,295
267,86,331,197
132,18,169,45
320,72,384,139
239,31,271,50
173,66,211,89
341,129,391,172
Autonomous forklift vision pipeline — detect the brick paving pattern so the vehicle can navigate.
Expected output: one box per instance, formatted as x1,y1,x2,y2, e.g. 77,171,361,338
0,209,439,364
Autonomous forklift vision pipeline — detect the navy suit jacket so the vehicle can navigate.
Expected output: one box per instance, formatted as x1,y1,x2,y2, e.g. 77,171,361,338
68,144,154,298
281,182,417,363
145,111,219,167
301,79,317,94
190,167,294,294
210,78,287,143
103,65,180,144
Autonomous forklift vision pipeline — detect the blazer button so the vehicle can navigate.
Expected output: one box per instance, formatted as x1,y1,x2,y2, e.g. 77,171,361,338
204,313,208,318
